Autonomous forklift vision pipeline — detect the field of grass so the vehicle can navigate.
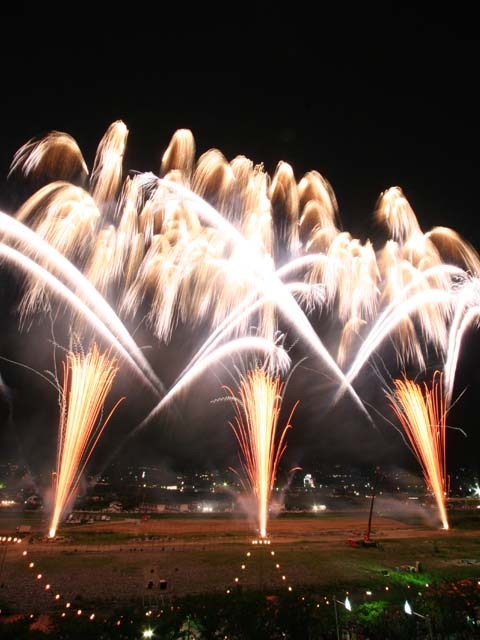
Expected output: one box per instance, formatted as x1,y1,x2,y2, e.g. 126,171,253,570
1,506,479,615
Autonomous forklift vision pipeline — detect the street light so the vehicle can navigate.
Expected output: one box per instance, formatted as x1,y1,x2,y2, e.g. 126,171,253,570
404,600,433,640
333,596,352,640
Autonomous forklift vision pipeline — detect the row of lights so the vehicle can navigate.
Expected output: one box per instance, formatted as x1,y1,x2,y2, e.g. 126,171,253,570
5,531,480,635
25,552,96,620
9,534,187,630
226,538,294,595
2,541,104,622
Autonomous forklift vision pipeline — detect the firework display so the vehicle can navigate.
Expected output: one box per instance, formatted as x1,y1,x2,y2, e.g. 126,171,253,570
1,119,479,533
49,344,123,538
224,367,298,538
386,371,449,530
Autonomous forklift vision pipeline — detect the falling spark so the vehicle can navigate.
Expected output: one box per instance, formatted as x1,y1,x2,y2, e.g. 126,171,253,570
10,125,480,389
151,177,374,423
6,120,480,488
49,344,124,538
224,367,298,538
336,263,467,404
443,276,480,404
385,371,449,530
0,211,164,397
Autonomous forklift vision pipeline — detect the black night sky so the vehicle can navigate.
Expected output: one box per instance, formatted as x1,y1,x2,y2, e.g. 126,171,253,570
0,6,479,479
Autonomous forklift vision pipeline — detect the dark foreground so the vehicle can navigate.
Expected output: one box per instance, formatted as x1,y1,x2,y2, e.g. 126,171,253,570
1,508,479,638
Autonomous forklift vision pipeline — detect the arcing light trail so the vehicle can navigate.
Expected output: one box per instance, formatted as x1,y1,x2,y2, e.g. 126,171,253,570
10,122,480,384
0,211,164,397
444,276,480,405
136,175,480,426
11,123,377,417
445,305,480,405
335,264,470,404
10,123,376,422
385,371,449,530
129,336,291,438
173,259,325,383
148,177,375,425
0,239,163,398
11,123,476,392
224,367,298,538
49,344,123,538
103,335,291,470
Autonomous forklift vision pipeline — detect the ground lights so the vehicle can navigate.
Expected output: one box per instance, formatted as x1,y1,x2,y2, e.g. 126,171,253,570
2,534,479,632
15,543,102,622
227,538,294,594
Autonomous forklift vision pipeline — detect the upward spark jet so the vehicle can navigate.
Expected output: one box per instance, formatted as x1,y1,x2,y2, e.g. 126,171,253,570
49,344,124,538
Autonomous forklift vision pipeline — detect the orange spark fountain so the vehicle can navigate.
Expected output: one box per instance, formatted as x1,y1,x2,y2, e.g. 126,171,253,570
224,367,298,539
386,370,449,530
49,343,124,538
